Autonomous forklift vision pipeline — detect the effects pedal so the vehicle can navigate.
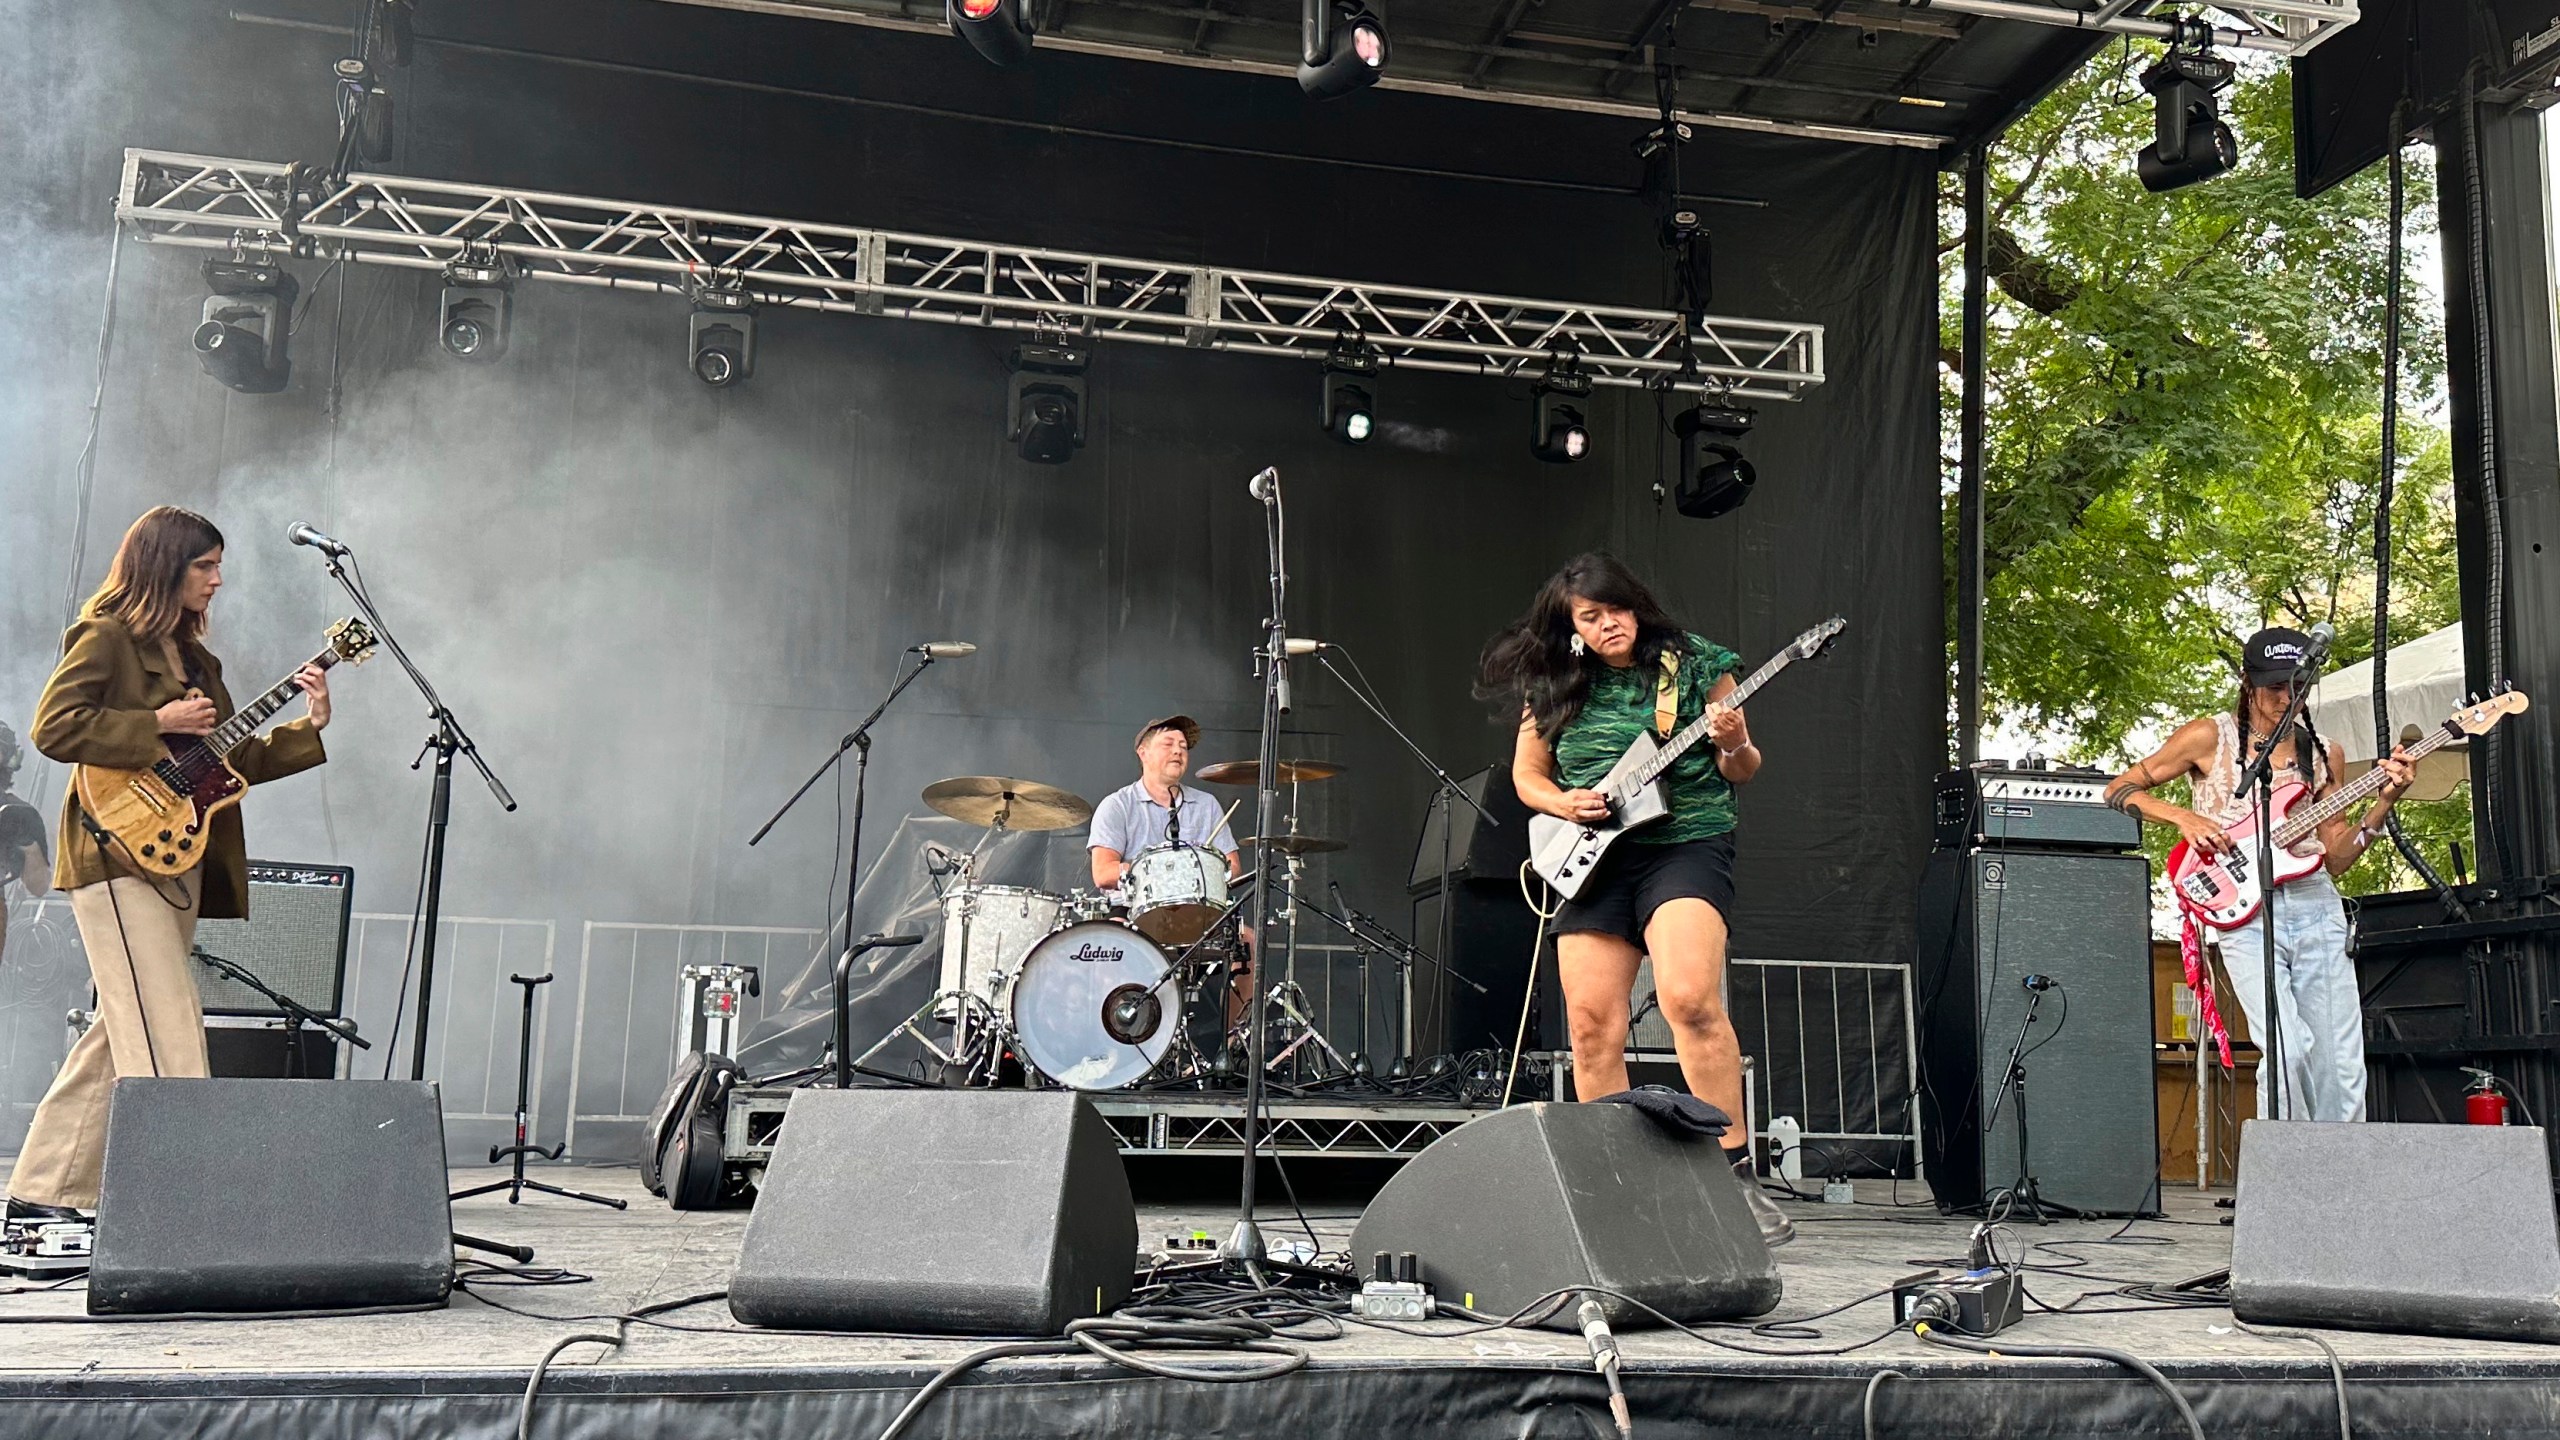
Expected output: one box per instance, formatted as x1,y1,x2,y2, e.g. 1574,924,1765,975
0,1217,93,1279
1355,1250,1434,1321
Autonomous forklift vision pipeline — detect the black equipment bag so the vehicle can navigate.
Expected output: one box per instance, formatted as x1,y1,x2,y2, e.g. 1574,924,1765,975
642,1051,739,1208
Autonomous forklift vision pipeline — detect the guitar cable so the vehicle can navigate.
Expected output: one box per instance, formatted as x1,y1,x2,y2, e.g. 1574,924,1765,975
77,811,162,1079
1498,859,1560,1107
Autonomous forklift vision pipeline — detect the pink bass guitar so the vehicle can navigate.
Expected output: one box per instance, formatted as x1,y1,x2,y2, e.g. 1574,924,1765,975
2166,688,2527,929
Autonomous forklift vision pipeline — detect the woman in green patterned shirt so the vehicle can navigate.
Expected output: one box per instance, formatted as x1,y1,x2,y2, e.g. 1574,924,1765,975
1479,553,1791,1246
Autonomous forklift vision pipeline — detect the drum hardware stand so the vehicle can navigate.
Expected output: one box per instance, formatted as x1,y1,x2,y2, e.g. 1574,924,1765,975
749,643,950,1056
307,541,516,1083
1310,649,1496,1059
1264,980,1354,1083
453,973,627,1209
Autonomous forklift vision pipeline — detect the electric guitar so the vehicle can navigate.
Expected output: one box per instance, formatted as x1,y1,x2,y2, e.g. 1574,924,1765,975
75,617,378,877
1527,617,1846,899
2167,687,2528,929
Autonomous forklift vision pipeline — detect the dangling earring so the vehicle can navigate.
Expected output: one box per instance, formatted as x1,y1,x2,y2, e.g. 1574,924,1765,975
1568,634,1586,657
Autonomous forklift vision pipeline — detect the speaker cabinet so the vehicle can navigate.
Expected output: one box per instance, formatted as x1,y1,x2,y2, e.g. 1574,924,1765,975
90,1078,451,1315
2233,1120,2560,1342
1349,1102,1780,1327
1916,847,2156,1213
729,1089,1136,1335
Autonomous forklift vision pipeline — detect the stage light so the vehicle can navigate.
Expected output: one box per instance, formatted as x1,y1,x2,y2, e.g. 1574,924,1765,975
1009,342,1089,463
1673,403,1756,519
949,0,1036,67
1531,361,1592,464
192,258,298,394
437,262,511,363
2135,27,2237,193
688,290,756,387
1320,337,1379,445
1298,0,1388,100
332,56,395,165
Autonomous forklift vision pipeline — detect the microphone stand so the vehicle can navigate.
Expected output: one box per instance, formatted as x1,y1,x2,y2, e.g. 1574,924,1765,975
750,648,941,1083
1311,880,1482,999
316,549,515,1084
1311,650,1494,1061
1228,467,1289,1270
189,944,370,1076
2234,649,2325,1122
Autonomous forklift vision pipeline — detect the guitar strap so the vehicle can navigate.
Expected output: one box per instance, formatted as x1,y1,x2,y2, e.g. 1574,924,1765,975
1653,651,1680,738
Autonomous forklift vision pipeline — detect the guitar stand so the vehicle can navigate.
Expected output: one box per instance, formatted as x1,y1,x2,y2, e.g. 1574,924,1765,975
451,973,626,1210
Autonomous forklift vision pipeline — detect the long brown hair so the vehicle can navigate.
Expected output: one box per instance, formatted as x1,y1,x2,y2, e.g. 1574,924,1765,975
84,507,224,644
1476,552,1690,741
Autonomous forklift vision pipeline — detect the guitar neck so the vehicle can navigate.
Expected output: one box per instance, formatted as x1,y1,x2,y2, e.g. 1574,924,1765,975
2270,720,2457,846
1630,649,1796,789
204,648,338,757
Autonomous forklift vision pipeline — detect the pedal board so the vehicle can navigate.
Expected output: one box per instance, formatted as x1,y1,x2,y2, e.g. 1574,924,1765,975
1,1218,94,1279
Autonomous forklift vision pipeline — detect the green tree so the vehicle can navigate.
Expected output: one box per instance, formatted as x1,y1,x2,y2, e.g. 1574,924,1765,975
1945,46,2471,899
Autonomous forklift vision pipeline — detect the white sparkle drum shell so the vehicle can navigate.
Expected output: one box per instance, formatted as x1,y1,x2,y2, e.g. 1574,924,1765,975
1010,921,1180,1091
936,885,1063,1017
1123,843,1231,945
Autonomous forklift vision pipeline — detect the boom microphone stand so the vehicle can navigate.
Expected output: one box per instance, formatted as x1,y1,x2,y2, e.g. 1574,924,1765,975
2233,630,2330,1121
301,534,516,1084
1228,465,1289,1268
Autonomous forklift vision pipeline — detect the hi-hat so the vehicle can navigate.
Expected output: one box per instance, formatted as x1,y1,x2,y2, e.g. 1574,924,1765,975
921,776,1095,831
1243,834,1348,856
1194,758,1348,786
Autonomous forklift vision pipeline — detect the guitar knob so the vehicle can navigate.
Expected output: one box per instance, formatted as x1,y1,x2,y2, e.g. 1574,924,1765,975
140,844,156,857
177,838,192,851
157,830,172,842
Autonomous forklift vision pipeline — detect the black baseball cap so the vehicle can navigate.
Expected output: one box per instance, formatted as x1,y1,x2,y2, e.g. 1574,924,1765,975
2242,627,2315,683
1135,715,1200,748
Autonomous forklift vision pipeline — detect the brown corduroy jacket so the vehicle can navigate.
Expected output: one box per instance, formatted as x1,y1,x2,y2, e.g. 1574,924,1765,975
32,616,326,918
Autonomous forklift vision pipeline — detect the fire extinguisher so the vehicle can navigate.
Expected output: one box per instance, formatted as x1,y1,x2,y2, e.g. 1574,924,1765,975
2463,1067,2510,1126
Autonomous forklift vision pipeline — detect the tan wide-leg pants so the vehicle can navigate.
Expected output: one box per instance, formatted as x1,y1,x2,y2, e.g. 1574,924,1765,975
8,872,206,1208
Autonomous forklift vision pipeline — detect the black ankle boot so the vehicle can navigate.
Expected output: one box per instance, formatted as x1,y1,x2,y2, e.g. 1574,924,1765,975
5,1197,89,1224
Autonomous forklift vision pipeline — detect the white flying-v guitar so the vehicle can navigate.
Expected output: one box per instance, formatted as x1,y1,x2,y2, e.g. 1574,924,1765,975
1527,617,1846,900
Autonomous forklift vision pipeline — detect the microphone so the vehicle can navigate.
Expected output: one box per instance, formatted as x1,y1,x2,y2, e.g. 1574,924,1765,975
910,642,978,659
285,521,351,557
1249,467,1279,502
2021,973,2055,993
1283,638,1332,657
2302,621,2335,668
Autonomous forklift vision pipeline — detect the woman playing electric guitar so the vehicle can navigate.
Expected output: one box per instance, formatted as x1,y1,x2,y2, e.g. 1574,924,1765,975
2104,626,2413,1123
1477,553,1791,1246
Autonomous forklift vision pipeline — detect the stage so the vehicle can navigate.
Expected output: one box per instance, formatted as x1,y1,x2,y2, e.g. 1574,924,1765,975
0,1163,2550,1438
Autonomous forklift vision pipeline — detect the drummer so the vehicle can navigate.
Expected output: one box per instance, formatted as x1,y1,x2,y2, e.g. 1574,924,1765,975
1089,715,1251,1015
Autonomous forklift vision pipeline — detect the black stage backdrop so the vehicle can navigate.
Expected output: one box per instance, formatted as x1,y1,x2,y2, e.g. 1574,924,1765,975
0,0,1941,1151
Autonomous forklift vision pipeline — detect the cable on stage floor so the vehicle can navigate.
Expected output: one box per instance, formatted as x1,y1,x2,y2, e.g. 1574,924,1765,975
1911,1322,2207,1440
2232,1318,2352,1440
1861,1368,1909,1440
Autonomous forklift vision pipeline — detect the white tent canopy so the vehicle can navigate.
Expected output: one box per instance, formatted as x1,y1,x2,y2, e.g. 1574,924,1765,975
2306,622,2471,801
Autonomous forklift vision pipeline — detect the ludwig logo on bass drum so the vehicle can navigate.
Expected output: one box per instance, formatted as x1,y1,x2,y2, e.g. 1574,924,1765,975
1070,942,1126,963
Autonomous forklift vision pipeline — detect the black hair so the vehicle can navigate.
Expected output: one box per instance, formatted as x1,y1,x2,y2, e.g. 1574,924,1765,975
1475,552,1689,741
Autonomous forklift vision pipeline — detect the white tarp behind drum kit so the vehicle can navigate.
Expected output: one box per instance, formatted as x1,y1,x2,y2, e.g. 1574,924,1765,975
840,760,1363,1094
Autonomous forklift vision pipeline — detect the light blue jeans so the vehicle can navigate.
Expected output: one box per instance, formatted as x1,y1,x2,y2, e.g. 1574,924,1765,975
2215,869,2364,1122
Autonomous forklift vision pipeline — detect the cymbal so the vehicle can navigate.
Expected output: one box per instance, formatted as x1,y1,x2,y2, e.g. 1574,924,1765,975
1243,834,1348,856
1194,758,1349,786
920,776,1095,831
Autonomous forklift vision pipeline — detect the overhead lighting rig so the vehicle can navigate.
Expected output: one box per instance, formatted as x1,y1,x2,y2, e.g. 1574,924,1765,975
2136,18,2238,193
438,255,513,362
1673,402,1756,519
1009,341,1090,463
192,257,297,394
1320,334,1379,444
1531,358,1592,464
948,0,1035,68
1298,0,1389,100
689,285,756,386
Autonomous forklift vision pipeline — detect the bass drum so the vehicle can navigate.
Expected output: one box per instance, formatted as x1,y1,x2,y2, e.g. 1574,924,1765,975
1010,921,1179,1091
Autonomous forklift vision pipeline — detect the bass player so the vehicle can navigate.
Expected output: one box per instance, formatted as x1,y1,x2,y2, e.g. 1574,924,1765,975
1477,552,1790,1246
7,507,330,1225
2103,626,2413,1123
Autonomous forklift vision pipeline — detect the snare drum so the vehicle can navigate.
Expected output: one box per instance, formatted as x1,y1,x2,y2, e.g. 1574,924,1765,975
935,884,1063,1015
1010,920,1180,1090
1123,843,1231,944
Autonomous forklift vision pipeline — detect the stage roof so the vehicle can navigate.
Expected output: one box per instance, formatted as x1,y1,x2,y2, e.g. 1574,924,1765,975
648,0,2125,153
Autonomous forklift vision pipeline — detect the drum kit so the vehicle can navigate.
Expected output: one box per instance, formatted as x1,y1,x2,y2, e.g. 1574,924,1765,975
848,757,1366,1093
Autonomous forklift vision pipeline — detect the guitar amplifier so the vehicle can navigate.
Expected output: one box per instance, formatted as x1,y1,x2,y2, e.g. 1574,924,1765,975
188,861,354,1019
1934,765,2141,852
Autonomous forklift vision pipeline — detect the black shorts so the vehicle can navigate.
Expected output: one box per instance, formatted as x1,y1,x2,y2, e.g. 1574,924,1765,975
1551,835,1735,945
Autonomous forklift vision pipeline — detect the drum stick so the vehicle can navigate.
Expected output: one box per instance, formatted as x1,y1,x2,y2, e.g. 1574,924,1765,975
1216,797,1244,841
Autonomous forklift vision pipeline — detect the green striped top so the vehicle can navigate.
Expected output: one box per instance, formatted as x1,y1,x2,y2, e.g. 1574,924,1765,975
1551,633,1744,844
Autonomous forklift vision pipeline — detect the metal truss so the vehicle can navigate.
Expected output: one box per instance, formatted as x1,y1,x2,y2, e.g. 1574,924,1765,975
1089,1096,1485,1158
1919,0,2360,59
115,149,1825,402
